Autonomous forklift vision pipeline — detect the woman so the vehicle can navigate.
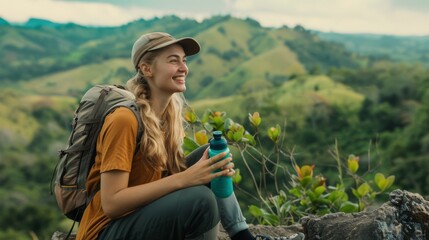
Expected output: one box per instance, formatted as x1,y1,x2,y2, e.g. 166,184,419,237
75,32,257,240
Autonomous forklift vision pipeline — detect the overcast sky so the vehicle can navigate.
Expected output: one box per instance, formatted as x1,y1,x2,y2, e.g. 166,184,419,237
1,0,428,36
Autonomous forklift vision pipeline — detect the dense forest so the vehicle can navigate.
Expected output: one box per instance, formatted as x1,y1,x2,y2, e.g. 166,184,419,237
0,15,428,239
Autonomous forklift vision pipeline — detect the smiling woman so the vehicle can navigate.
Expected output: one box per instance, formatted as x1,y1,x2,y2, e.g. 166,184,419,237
72,31,262,240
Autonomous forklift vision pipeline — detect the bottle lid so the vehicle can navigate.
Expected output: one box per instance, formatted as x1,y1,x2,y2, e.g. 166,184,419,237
210,131,227,150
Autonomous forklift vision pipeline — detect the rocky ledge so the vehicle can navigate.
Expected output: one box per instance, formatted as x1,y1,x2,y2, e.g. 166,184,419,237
220,189,429,240
53,189,429,240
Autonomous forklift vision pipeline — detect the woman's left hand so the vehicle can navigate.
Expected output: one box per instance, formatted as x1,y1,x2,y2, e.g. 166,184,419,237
220,159,235,177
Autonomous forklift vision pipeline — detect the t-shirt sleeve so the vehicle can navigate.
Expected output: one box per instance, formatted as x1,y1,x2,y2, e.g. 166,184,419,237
97,107,139,173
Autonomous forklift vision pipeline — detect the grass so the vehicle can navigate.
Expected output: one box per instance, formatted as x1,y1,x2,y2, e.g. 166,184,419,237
189,74,365,128
0,90,77,148
18,58,133,95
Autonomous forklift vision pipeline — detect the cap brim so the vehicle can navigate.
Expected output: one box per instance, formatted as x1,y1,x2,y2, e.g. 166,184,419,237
149,37,200,56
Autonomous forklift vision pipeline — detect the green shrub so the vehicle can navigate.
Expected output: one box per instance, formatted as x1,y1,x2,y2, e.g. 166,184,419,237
184,108,395,225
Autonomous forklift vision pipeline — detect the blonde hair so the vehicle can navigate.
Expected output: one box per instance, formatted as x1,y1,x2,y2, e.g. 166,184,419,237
127,50,187,175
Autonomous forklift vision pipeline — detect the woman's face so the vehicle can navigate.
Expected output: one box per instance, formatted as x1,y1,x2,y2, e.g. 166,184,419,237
147,44,188,97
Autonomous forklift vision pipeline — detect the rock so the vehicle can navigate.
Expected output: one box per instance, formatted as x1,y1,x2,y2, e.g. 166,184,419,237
301,189,429,240
52,189,429,239
52,225,303,240
217,223,303,240
51,231,75,240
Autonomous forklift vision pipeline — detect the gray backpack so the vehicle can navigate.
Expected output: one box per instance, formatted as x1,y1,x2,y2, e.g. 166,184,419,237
51,85,143,221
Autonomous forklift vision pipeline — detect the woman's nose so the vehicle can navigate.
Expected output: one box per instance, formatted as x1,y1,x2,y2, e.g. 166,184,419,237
179,62,188,73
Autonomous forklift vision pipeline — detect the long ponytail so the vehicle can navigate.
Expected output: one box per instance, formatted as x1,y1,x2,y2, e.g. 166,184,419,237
127,52,186,175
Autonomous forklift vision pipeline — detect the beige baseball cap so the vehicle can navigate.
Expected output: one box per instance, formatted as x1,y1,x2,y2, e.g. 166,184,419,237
131,32,200,70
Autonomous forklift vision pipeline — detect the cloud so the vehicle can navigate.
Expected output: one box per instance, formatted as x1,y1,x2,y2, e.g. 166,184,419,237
391,0,429,12
0,0,160,26
0,0,428,35
229,0,428,35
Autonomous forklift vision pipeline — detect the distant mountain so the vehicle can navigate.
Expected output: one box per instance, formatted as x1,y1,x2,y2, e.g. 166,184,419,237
1,15,427,101
0,17,9,26
315,31,429,65
0,15,367,100
24,18,65,28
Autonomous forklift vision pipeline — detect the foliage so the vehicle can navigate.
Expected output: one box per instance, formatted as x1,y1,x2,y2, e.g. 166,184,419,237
384,90,429,194
317,32,429,66
0,14,428,238
183,108,395,226
284,32,364,72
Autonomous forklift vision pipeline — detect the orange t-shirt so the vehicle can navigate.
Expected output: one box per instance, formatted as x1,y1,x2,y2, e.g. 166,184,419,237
76,107,162,240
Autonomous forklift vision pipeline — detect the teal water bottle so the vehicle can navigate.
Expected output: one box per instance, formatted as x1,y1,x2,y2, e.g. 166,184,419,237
209,131,233,198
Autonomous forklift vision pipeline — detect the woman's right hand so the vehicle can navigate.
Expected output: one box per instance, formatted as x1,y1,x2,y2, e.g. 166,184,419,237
178,148,233,187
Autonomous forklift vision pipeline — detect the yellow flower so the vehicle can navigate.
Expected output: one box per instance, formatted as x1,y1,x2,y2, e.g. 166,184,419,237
347,155,359,174
294,164,315,180
194,130,209,145
249,112,261,128
184,108,197,123
267,124,281,143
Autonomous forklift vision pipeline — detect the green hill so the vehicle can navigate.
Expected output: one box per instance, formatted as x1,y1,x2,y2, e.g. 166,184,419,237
0,15,364,100
190,74,364,128
316,32,429,66
1,15,429,239
17,58,133,96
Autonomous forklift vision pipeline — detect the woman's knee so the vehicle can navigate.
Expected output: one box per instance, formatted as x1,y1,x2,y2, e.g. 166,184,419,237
180,186,218,213
178,186,219,228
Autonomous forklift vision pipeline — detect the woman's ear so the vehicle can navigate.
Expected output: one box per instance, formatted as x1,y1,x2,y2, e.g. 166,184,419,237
140,63,153,78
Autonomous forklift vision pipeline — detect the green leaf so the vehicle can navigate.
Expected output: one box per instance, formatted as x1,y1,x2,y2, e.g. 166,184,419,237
375,173,386,191
243,133,256,145
307,191,317,202
352,188,360,198
317,208,331,215
211,116,224,128
359,201,366,211
201,110,211,123
262,213,280,226
300,176,312,188
328,190,347,203
279,190,287,199
357,182,370,197
183,136,199,154
317,198,332,205
314,185,326,197
232,169,242,184
340,202,358,213
233,131,243,142
248,205,262,217
227,131,234,141
385,176,395,190
289,188,301,197
279,202,291,214
224,118,234,131
270,195,283,209
300,199,309,207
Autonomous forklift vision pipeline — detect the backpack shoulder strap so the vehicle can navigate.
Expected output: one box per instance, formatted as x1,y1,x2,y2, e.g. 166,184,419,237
87,101,143,202
105,101,143,153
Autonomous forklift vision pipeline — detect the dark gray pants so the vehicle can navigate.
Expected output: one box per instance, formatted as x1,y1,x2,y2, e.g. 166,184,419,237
99,186,219,240
99,145,247,240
